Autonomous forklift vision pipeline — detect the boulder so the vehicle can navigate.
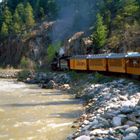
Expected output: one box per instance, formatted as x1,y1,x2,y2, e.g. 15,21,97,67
112,116,122,127
123,133,138,140
124,126,138,134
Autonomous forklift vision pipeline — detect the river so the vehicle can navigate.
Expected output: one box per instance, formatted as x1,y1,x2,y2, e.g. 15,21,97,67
0,79,82,140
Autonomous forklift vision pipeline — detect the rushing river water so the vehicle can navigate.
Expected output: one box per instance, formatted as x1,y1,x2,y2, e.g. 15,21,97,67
0,79,82,140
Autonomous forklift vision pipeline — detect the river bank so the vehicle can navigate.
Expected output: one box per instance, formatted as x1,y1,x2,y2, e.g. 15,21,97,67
0,69,21,78
20,71,140,140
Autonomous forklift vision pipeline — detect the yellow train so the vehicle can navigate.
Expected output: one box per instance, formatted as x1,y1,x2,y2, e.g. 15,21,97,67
68,53,140,75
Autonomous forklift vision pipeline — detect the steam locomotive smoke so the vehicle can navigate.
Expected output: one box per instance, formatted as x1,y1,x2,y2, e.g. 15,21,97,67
52,0,97,43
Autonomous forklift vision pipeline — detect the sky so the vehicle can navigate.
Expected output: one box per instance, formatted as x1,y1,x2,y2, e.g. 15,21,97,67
0,0,2,3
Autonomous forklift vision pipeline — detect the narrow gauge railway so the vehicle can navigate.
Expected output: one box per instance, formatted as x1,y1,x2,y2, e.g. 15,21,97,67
51,52,140,77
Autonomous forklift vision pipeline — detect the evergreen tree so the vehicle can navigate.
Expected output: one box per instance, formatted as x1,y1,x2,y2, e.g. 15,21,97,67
13,22,21,34
24,2,35,28
1,22,8,36
93,13,107,48
0,6,12,36
12,3,25,33
3,6,12,26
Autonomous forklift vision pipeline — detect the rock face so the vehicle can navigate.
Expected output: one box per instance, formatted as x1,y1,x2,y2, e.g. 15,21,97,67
68,78,140,140
0,21,53,67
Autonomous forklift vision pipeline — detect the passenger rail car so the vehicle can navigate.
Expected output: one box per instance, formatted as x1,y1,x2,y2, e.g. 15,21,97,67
69,55,88,70
126,53,140,75
52,52,140,76
88,54,107,71
107,53,126,73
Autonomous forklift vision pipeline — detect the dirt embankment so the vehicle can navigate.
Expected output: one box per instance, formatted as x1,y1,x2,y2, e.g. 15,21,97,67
0,69,21,78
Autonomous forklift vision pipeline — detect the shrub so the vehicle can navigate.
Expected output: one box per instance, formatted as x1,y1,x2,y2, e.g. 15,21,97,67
92,72,104,83
20,57,36,70
68,71,86,81
47,42,61,63
17,70,30,81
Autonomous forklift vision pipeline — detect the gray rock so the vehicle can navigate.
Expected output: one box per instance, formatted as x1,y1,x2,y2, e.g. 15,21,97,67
83,120,90,125
136,118,140,123
46,80,55,89
125,126,138,134
75,135,90,140
134,110,140,117
119,95,128,101
103,112,115,119
90,135,95,140
90,119,99,126
98,117,110,127
112,116,122,127
122,101,135,108
127,114,136,122
121,106,133,114
90,129,109,136
103,137,119,140
114,125,129,130
126,121,136,126
123,133,138,140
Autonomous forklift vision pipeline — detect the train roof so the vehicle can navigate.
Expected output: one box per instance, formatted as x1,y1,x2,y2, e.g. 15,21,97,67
70,55,89,59
107,53,126,58
70,52,140,59
126,52,140,58
87,54,108,59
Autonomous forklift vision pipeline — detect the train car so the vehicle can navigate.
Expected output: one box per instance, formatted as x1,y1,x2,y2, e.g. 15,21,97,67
69,55,88,70
126,52,140,75
107,53,126,73
88,54,108,71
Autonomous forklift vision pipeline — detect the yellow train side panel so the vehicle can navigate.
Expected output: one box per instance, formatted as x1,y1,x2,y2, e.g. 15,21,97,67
74,59,87,70
88,59,107,71
69,59,75,70
108,59,126,73
126,68,140,75
126,58,140,75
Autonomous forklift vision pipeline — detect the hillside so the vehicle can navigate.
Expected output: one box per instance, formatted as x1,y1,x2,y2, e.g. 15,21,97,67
0,0,139,68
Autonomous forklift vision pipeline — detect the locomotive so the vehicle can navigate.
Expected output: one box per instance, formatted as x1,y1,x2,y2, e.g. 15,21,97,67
51,52,140,76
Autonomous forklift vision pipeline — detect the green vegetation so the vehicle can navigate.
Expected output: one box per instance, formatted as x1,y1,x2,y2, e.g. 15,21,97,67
20,57,36,70
17,70,30,81
68,71,87,81
96,0,140,51
92,13,107,52
0,0,139,68
0,0,57,38
47,42,61,63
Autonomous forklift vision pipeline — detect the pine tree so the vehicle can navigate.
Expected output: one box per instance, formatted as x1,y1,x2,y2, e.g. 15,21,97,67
15,3,25,29
93,13,107,48
24,2,35,28
3,6,12,26
12,3,25,33
2,6,12,34
1,22,8,36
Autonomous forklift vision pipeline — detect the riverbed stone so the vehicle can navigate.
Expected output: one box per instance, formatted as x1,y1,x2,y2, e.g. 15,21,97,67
112,116,122,127
75,135,90,140
126,121,136,126
83,120,90,125
124,126,138,134
90,129,109,136
121,106,134,114
123,133,138,140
